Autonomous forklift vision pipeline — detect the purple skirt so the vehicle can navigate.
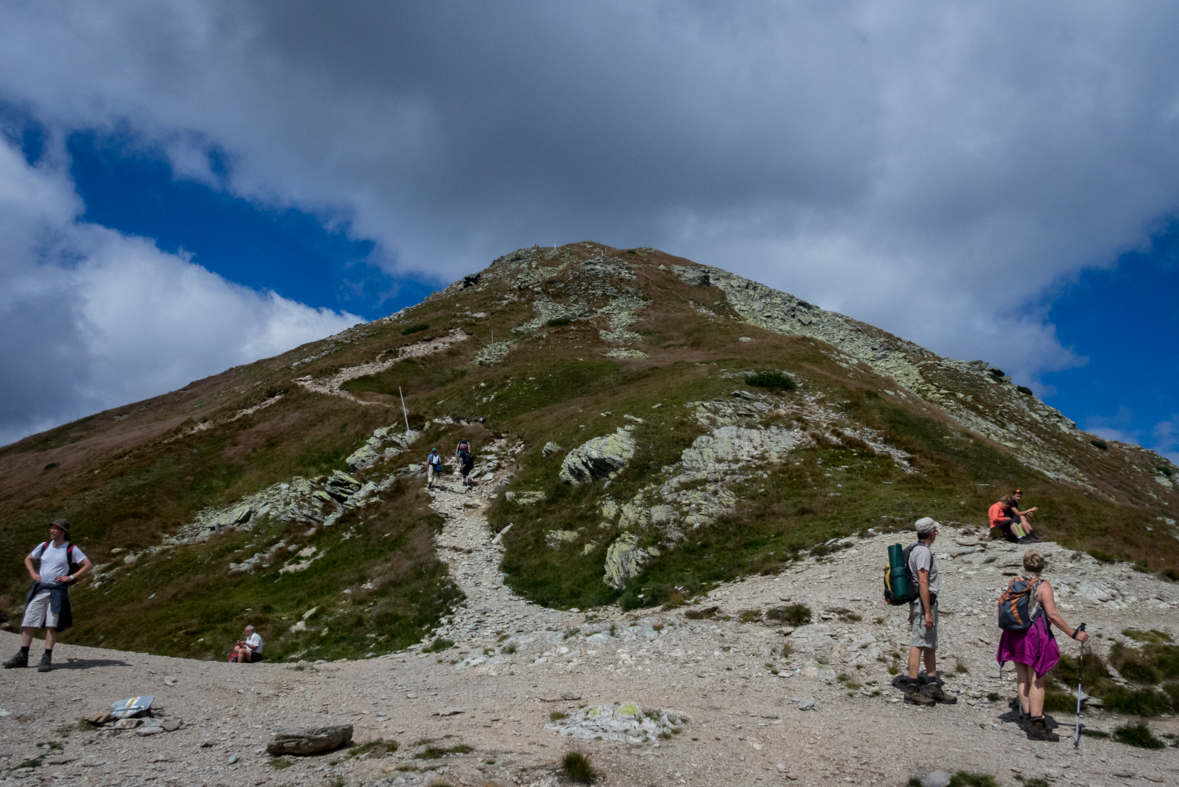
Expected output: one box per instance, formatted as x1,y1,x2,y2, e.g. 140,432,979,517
996,617,1060,676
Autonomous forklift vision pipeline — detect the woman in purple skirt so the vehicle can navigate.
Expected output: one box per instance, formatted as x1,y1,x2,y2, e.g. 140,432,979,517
996,550,1089,741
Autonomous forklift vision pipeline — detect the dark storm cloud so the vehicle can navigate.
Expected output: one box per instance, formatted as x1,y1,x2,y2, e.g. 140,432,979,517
2,1,1179,443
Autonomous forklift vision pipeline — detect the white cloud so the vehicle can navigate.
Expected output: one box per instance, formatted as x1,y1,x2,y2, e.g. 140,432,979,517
2,1,1179,440
1152,417,1179,465
0,135,360,446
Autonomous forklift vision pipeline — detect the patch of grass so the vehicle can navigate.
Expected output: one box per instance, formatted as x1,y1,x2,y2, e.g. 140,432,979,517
738,610,761,623
1109,641,1179,685
561,751,597,783
766,604,812,626
954,660,969,675
401,323,430,335
1013,776,1049,787
685,605,719,620
947,774,998,787
1102,686,1172,717
1088,548,1117,563
348,738,399,758
269,757,292,770
1090,438,1108,450
546,317,572,327
745,371,796,392
1164,568,1179,582
1080,728,1109,739
424,638,455,653
415,744,473,759
1113,723,1165,749
986,692,1001,702
550,711,567,721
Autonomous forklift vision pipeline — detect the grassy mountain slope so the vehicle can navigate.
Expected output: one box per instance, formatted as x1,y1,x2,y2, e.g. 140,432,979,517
1,242,1176,660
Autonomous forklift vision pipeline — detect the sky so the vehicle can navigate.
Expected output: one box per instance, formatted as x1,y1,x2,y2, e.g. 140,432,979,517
0,1,1176,462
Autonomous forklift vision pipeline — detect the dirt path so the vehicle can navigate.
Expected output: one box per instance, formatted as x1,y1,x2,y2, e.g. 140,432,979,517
3,513,1179,786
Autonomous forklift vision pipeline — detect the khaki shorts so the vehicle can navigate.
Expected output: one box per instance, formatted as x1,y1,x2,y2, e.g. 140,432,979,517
21,589,60,629
909,597,938,650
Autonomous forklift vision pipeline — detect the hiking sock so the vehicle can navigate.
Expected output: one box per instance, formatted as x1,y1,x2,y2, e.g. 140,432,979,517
20,646,29,657
42,649,52,660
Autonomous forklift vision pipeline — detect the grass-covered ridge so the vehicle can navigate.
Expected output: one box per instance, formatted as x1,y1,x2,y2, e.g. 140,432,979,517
1,241,1177,658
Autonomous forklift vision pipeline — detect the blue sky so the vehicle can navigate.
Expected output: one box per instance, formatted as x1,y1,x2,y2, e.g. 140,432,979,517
0,2,1177,463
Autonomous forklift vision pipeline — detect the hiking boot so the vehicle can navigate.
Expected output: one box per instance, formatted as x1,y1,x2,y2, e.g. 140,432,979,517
1026,717,1059,742
2,651,28,669
925,683,958,704
904,685,935,706
37,652,52,672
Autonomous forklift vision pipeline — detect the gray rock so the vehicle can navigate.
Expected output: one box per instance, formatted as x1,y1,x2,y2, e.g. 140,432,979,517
136,727,164,736
266,724,354,756
921,771,952,787
560,429,637,484
542,442,563,457
797,696,815,711
161,719,182,732
434,707,464,716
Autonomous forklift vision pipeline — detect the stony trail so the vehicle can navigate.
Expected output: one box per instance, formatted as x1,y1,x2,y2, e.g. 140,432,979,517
3,514,1179,787
425,440,578,647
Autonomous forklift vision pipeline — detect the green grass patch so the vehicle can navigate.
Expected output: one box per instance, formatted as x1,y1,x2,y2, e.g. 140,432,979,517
1113,723,1165,749
947,774,998,787
767,604,812,626
269,757,293,770
745,371,795,392
561,750,597,783
348,738,399,758
414,744,473,759
401,323,430,335
423,638,455,653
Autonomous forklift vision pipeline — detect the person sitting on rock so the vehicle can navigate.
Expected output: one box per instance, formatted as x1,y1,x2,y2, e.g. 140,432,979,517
988,494,1041,543
996,549,1088,742
231,625,263,663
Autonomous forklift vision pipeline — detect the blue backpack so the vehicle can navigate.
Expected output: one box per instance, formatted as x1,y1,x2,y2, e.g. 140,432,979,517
997,575,1043,631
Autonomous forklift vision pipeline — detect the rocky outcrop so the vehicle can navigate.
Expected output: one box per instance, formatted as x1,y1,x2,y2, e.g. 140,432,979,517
346,427,419,470
603,532,660,589
559,429,636,484
546,703,688,744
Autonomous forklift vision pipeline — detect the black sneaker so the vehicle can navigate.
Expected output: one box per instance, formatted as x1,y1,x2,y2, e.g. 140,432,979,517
37,652,52,673
2,651,28,669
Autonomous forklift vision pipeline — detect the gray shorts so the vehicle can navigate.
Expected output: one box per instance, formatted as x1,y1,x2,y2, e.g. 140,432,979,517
21,589,60,629
909,597,938,650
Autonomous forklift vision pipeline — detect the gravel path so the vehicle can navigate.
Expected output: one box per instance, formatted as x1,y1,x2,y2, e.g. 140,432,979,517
3,474,1179,786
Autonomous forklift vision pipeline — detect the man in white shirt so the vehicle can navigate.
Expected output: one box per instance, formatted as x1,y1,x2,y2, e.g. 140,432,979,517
4,519,93,672
232,625,264,663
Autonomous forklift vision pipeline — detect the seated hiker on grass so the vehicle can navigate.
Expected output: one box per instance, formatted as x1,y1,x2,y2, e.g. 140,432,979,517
988,494,1041,543
231,625,263,663
996,549,1088,742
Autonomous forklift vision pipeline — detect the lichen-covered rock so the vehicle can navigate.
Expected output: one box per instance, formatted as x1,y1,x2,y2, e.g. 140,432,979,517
346,426,419,470
545,530,581,549
603,532,654,588
266,724,353,756
560,429,636,484
542,441,563,457
546,703,688,744
504,490,545,506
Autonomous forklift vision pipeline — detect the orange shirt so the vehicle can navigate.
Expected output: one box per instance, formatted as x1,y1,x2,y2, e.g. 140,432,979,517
988,501,1009,528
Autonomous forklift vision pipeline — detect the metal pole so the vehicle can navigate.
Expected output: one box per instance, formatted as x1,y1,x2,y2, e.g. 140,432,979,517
399,387,410,433
1074,622,1087,748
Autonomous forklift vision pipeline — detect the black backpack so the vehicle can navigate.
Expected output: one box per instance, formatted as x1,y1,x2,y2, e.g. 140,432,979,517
883,542,929,606
40,541,81,578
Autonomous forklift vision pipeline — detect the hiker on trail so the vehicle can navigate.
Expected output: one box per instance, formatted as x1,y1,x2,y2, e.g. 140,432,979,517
903,517,957,706
231,625,264,663
988,492,1041,543
426,448,443,489
456,439,474,487
996,549,1088,742
3,519,93,673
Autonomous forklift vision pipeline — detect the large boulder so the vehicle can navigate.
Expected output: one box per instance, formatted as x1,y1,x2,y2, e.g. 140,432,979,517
266,724,353,756
604,532,653,589
560,429,636,484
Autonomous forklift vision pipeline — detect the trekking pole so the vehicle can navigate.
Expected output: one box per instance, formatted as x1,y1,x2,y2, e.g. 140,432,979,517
1074,623,1087,749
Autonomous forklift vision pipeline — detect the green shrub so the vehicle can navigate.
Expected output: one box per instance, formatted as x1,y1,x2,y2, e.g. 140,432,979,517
1113,723,1165,749
766,603,812,626
1087,549,1117,563
561,751,596,783
1090,438,1108,450
1102,686,1171,717
401,323,429,335
948,773,998,787
423,638,454,653
745,371,796,392
546,317,572,327
685,605,719,620
1016,385,1034,396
